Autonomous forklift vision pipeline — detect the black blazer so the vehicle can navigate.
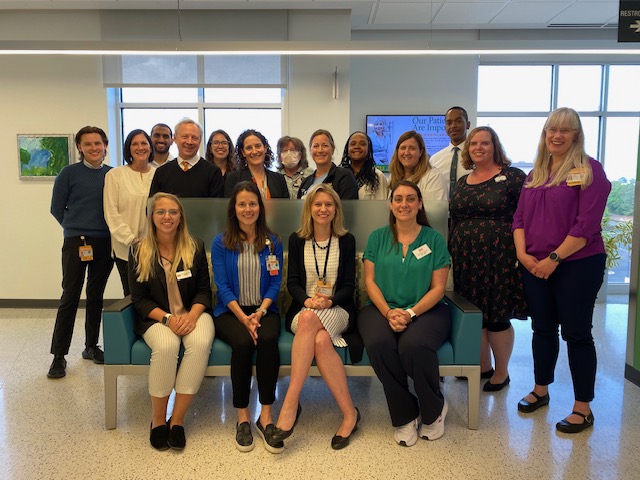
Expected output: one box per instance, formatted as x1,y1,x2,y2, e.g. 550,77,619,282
224,168,289,198
286,231,363,362
297,164,359,200
128,238,212,336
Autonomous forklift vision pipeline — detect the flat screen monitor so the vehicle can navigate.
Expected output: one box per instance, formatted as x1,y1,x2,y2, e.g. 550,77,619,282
366,114,449,172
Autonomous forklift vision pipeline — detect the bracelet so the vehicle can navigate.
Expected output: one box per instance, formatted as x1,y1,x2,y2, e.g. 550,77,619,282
385,308,391,319
255,308,268,316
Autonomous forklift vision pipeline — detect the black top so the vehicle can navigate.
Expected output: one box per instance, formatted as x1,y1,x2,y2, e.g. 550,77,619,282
149,158,224,198
297,164,359,200
223,168,289,198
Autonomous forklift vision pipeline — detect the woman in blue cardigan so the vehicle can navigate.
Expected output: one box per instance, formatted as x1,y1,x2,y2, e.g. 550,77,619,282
212,181,284,453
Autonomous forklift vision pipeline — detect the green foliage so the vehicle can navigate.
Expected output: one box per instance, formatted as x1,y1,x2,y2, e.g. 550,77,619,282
607,180,635,216
40,137,70,174
602,209,634,270
19,148,31,166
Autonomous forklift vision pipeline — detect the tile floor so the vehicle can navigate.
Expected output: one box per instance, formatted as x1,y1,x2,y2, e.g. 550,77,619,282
1,297,639,480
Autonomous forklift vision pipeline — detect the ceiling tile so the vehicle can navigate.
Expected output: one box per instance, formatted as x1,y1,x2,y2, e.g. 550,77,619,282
549,1,619,24
490,2,572,24
374,3,433,24
433,2,507,24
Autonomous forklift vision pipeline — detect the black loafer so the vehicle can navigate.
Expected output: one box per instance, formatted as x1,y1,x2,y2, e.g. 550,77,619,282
331,407,361,450
256,419,284,454
167,423,186,450
271,403,302,443
556,411,594,434
235,422,254,452
47,355,67,379
518,391,550,413
483,376,510,392
150,422,169,451
481,368,495,379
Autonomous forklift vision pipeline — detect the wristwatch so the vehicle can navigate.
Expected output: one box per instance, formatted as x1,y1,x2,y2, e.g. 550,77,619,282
406,308,417,320
549,252,563,263
162,313,172,326
256,308,268,316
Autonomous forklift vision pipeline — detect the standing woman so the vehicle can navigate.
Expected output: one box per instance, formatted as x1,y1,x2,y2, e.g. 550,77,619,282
224,129,288,198
389,131,448,203
297,129,359,200
129,193,215,451
212,181,284,453
104,129,156,296
205,129,236,178
340,131,389,200
358,180,451,447
271,184,361,451
275,136,313,199
513,107,610,433
449,126,527,392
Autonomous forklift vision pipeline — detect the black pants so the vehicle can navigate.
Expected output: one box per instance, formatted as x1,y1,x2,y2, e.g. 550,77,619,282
50,236,114,356
214,306,281,408
358,303,451,426
114,257,130,297
521,254,605,402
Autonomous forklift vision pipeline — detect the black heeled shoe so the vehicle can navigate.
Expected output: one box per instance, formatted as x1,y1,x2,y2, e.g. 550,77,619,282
149,422,169,451
331,407,361,450
271,404,302,443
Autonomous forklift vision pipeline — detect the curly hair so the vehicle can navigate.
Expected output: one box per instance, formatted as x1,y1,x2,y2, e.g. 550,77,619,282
235,129,275,170
340,131,380,195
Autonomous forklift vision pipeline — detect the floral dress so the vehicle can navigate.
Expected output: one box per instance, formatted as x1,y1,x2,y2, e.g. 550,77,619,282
449,166,528,325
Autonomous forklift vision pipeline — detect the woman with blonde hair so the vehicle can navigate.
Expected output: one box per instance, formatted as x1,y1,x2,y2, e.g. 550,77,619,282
270,184,361,450
513,107,611,433
129,192,214,451
388,130,448,202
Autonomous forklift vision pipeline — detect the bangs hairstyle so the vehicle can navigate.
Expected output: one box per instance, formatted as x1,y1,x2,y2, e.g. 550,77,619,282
388,180,430,252
340,131,380,194
527,107,592,189
205,129,237,173
388,130,431,190
235,129,275,169
223,181,275,252
275,136,309,170
296,183,348,240
460,126,511,171
75,126,108,160
133,192,196,283
123,129,154,165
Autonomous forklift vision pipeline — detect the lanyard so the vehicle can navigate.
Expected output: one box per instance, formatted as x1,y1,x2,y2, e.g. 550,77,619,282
312,236,332,283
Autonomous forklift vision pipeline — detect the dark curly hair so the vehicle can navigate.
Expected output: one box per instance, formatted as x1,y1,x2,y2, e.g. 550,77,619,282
235,129,274,170
340,131,380,195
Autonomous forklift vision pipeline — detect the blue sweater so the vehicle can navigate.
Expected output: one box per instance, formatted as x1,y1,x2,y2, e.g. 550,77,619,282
211,233,283,317
50,162,112,238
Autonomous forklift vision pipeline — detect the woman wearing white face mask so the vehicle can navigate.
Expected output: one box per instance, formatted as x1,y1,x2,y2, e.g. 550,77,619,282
275,136,313,199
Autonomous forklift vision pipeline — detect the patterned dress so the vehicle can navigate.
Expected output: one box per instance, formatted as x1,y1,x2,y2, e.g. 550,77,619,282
449,166,528,325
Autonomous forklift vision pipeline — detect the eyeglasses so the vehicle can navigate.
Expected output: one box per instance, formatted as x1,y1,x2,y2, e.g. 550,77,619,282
153,209,180,216
212,140,229,147
546,127,576,136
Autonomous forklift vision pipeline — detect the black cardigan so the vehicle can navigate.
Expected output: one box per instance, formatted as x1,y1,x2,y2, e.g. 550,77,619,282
224,168,289,198
286,231,364,362
297,164,359,200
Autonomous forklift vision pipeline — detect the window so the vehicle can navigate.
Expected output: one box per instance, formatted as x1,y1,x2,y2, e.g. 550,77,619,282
478,64,640,286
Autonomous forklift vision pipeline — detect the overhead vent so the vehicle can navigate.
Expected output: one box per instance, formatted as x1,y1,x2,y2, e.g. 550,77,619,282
548,23,617,29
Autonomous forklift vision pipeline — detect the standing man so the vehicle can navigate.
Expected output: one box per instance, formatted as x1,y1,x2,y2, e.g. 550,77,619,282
48,126,115,379
149,118,224,198
150,123,174,168
430,106,473,198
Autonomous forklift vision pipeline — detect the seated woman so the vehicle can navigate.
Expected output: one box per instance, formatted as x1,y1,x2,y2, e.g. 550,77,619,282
358,180,451,447
205,129,236,178
128,192,215,451
271,184,361,451
297,129,359,200
340,131,389,200
224,129,288,198
275,135,313,199
212,181,284,453
388,131,448,202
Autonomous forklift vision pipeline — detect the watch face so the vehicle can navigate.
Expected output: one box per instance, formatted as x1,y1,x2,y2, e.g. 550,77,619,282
550,253,559,261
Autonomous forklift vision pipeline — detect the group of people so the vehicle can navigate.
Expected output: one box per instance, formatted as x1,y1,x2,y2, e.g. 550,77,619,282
47,104,611,454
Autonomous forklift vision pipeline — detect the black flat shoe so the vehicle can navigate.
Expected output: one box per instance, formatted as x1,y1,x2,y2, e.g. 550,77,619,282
481,368,495,379
150,422,169,451
331,407,361,450
518,391,550,413
556,411,594,434
167,422,186,450
256,419,284,454
483,376,510,392
271,403,302,443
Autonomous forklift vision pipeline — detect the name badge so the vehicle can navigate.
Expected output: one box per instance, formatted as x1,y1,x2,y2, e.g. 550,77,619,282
266,255,280,276
176,269,192,280
566,167,586,187
316,280,333,296
79,245,93,262
413,244,432,260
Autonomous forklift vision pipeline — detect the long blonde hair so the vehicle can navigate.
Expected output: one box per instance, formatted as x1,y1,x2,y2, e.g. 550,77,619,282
389,131,431,190
527,107,593,190
296,183,348,240
133,192,197,282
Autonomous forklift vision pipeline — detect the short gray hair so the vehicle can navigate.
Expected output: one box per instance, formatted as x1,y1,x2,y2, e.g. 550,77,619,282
174,118,203,139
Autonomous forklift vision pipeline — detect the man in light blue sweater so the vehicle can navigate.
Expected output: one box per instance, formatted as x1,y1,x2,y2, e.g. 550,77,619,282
48,126,114,379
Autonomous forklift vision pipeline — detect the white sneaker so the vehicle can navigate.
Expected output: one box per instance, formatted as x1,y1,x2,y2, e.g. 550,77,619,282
420,399,448,441
394,417,419,447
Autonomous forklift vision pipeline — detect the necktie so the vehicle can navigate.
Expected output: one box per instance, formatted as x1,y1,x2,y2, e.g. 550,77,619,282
449,147,459,199
181,161,190,172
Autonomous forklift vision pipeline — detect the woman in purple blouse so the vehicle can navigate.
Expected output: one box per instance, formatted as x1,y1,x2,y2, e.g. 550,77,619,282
512,107,611,434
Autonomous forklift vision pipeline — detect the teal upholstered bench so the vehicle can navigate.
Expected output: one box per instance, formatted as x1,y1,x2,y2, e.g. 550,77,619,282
103,199,482,430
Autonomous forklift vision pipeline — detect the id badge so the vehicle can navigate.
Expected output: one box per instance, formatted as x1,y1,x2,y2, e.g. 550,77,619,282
316,280,333,296
266,255,280,276
413,244,432,260
566,167,586,187
79,245,93,262
176,269,192,281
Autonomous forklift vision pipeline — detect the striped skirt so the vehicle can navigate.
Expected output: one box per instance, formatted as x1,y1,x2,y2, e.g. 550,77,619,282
291,306,349,347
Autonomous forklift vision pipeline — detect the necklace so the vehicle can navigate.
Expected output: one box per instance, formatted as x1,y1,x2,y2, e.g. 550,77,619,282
313,237,330,250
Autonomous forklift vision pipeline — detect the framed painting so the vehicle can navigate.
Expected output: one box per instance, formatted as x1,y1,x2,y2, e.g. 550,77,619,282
18,134,75,180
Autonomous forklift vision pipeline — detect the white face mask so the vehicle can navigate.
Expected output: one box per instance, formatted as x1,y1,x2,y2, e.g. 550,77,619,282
280,150,301,169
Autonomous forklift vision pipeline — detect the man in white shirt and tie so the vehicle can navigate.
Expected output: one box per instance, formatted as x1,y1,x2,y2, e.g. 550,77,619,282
430,106,472,199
